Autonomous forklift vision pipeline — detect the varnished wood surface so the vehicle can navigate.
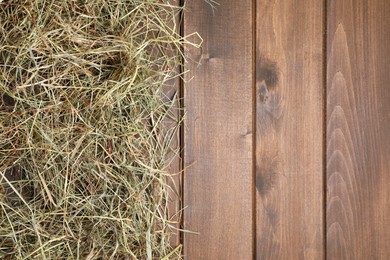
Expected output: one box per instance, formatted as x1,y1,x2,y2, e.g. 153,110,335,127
183,0,254,259
327,0,390,258
255,0,325,259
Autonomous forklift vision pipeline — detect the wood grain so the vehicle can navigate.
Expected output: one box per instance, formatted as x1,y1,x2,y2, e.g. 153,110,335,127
183,0,253,259
255,0,325,259
327,0,390,258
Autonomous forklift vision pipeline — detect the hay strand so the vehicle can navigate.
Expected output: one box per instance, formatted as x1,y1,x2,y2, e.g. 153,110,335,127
0,0,200,258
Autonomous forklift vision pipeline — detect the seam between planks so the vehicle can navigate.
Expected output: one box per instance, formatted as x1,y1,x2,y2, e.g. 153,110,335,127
252,0,257,259
323,0,328,259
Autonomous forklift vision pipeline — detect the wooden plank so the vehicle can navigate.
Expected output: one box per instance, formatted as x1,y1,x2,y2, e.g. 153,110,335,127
255,0,325,259
327,0,390,258
183,0,254,259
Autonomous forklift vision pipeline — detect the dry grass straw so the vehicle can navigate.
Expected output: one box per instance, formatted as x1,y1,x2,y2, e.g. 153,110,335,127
0,0,200,258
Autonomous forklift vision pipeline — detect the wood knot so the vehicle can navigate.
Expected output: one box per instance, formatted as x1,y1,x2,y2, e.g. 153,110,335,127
257,56,279,89
259,80,269,103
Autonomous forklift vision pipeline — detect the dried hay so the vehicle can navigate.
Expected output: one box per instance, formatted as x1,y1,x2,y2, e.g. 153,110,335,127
0,0,201,258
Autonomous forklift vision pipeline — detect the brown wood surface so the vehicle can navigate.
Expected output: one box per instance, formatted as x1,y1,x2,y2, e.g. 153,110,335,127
326,0,390,258
180,1,390,258
183,0,254,259
255,0,325,259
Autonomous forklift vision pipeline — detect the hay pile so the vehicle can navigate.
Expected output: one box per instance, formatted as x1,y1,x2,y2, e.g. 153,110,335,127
0,0,199,258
